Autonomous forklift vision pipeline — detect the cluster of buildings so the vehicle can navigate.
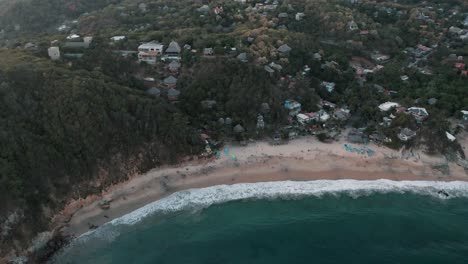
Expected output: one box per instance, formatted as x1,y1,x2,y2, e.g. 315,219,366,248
137,40,181,64
284,99,350,130
47,34,93,60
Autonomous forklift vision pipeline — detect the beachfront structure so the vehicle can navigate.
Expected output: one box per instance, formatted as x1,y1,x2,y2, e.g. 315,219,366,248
284,100,301,116
48,47,60,60
318,110,330,122
398,128,416,141
297,114,309,124
297,113,313,124
347,129,368,144
334,108,351,121
138,41,164,64
379,102,400,112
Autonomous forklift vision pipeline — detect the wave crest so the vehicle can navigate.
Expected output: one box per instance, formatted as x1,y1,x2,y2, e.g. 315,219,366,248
89,180,468,233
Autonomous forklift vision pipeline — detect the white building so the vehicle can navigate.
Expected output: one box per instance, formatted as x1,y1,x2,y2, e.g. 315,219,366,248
321,81,336,93
83,36,93,45
461,110,468,121
297,114,311,124
295,13,305,21
446,132,456,142
48,47,60,60
138,41,164,64
318,110,330,122
378,102,400,111
398,128,416,141
407,107,429,120
66,34,80,40
110,36,126,42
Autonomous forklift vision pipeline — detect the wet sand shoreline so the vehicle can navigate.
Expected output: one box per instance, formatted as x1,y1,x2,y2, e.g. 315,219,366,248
52,138,468,238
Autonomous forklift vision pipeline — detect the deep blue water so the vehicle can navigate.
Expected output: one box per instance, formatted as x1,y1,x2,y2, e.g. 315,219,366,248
53,189,468,264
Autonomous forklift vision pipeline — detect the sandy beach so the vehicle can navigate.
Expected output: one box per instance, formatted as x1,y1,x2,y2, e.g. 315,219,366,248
53,137,468,237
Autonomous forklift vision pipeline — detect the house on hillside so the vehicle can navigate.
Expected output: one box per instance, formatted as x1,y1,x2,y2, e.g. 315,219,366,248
269,62,282,72
62,40,91,58
168,60,181,73
347,20,359,31
63,41,90,49
164,41,181,60
461,110,468,121
24,42,38,50
378,102,400,112
295,12,305,21
237,52,248,63
48,47,60,60
264,65,275,76
66,34,80,40
139,3,147,12
203,48,214,57
167,88,181,101
371,53,390,63
321,81,335,93
138,41,164,64
277,44,292,56
146,87,161,97
407,107,429,121
110,36,126,42
163,76,177,88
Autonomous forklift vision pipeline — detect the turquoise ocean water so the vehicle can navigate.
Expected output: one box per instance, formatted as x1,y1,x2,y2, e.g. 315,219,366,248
52,180,468,264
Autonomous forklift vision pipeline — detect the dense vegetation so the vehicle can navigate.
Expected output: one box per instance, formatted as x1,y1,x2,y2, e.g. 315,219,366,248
0,49,198,252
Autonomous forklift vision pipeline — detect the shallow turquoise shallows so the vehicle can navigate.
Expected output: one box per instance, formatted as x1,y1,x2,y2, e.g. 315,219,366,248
53,184,468,264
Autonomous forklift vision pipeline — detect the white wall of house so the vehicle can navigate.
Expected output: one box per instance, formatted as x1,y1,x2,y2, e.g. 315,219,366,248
48,47,60,60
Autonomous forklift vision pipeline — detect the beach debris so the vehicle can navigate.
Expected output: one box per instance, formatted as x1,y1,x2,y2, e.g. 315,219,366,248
437,190,449,198
431,163,450,175
344,144,375,157
98,199,112,210
87,223,98,230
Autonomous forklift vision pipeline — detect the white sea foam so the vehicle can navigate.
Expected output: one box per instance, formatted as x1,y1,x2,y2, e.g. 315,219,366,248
51,179,468,262
76,179,468,241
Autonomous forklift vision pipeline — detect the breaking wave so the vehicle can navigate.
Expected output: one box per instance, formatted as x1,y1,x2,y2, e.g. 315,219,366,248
51,179,468,263
75,180,468,240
